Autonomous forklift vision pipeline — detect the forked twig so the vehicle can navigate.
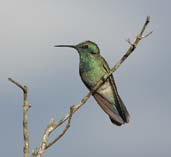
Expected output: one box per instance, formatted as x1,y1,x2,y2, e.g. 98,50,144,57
32,107,74,157
46,106,74,149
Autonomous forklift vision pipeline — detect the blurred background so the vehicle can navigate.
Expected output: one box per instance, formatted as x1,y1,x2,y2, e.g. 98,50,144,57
0,0,170,157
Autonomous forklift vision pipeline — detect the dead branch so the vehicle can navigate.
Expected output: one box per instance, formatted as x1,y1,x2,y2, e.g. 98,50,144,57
32,107,74,157
32,16,152,156
8,78,31,157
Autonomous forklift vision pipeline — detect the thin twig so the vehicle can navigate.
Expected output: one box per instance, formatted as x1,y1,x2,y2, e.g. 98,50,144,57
33,16,152,156
32,119,56,157
32,107,74,157
141,31,153,39
46,106,74,149
8,78,27,93
8,78,31,157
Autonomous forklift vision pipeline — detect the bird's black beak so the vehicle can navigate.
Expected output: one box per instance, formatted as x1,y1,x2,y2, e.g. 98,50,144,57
54,45,78,50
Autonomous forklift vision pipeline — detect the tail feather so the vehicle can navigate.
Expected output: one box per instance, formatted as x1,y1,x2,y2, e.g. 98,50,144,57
109,117,122,126
117,95,130,123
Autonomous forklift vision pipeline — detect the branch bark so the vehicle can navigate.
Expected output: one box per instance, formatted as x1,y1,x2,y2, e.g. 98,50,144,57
8,78,31,157
32,107,74,157
32,16,152,156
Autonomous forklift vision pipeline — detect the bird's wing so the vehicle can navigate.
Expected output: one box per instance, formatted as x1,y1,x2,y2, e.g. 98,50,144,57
93,92,124,125
102,57,130,123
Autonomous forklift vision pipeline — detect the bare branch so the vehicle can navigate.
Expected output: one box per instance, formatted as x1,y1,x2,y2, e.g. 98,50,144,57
8,78,27,93
46,106,74,149
139,16,150,38
141,31,153,39
33,16,152,156
9,78,31,157
32,107,74,157
126,38,133,46
32,119,55,157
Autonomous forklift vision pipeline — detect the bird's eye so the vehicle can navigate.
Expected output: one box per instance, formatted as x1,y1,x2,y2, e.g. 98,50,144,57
81,45,89,49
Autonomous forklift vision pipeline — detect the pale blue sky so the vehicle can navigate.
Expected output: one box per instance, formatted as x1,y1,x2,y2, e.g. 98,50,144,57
0,0,171,157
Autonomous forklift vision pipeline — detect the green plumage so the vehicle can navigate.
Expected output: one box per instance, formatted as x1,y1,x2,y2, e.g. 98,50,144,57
55,40,130,126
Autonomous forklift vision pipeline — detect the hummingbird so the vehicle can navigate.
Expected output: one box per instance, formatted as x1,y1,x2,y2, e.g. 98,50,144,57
54,40,130,126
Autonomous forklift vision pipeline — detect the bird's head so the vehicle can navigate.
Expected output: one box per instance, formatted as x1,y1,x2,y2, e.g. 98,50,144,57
54,40,100,55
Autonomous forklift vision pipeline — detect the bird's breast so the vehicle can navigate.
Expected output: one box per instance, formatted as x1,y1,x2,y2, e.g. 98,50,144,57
79,61,106,88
